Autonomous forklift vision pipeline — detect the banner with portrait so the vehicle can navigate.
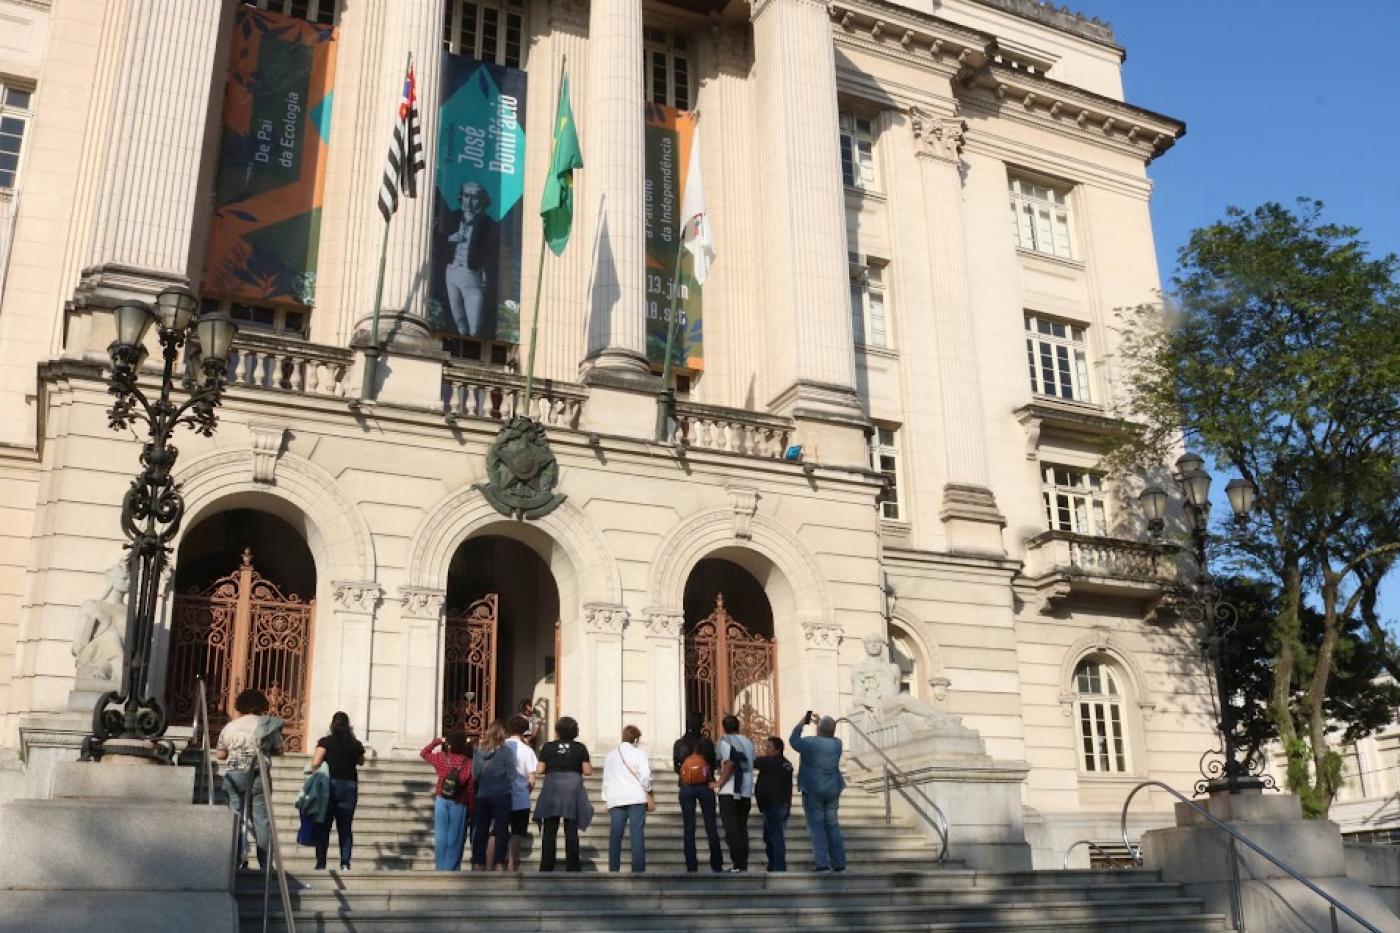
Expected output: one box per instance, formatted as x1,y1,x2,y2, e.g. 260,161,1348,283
644,103,704,372
204,7,337,307
429,53,527,344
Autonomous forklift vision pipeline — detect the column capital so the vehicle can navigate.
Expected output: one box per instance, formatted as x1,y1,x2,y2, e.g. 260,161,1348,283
802,622,844,651
642,608,685,639
333,581,383,615
751,0,831,22
399,587,445,620
583,602,630,635
911,108,967,164
710,21,752,74
549,0,589,32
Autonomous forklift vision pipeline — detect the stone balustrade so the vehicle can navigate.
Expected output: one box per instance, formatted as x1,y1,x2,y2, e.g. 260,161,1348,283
1024,530,1176,582
442,362,586,429
225,335,353,398
672,401,795,459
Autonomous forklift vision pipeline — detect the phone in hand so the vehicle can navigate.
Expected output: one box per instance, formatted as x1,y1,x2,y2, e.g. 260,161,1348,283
804,710,814,726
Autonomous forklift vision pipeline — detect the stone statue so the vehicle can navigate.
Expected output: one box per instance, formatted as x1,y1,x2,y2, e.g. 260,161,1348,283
849,635,978,753
853,636,906,714
72,559,130,683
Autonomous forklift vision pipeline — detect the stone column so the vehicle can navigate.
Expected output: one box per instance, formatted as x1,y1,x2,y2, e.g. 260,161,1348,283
644,609,685,753
801,622,844,720
330,582,381,734
393,586,444,750
73,0,225,305
912,110,1005,554
750,0,864,462
581,0,649,380
579,604,627,750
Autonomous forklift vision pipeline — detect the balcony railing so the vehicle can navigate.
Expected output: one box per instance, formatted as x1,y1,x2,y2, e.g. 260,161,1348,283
1023,529,1184,615
672,400,794,459
226,334,353,398
442,361,586,429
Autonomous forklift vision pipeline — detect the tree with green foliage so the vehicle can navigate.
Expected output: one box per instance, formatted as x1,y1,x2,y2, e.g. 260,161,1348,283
1108,200,1400,816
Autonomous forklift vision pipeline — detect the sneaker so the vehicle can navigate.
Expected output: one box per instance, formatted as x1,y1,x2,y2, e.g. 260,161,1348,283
726,867,746,873
340,863,351,872
813,867,831,873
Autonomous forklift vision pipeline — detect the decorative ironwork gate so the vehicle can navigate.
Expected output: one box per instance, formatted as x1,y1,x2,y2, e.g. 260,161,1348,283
442,594,498,743
684,593,779,744
167,549,316,751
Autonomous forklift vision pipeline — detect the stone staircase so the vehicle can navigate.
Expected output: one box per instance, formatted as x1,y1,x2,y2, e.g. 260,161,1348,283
235,754,1234,932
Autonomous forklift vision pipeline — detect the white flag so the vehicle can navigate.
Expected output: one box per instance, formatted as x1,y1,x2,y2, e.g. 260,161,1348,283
680,124,715,285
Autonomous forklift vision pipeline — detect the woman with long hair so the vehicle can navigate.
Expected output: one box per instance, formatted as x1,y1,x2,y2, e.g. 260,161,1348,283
309,711,365,870
422,731,475,871
533,716,595,872
471,719,518,871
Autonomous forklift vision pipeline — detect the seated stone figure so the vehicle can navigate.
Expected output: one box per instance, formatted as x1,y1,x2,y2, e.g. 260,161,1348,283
72,559,130,684
848,636,981,755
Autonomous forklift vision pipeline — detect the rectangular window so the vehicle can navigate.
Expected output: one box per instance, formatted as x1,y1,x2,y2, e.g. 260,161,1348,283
203,298,308,339
444,0,526,69
0,82,34,191
1078,700,1127,773
1025,313,1092,402
1042,465,1106,536
1009,175,1073,259
251,0,337,24
644,29,691,109
849,253,890,349
839,112,877,192
870,426,902,521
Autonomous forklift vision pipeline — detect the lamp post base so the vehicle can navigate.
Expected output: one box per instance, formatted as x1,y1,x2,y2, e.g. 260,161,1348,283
80,736,175,765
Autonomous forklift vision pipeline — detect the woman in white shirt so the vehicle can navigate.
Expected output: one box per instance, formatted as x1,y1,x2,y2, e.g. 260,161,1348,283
601,724,653,873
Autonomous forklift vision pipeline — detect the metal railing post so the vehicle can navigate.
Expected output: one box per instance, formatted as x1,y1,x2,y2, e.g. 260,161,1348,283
1227,835,1246,933
883,764,891,825
256,748,295,933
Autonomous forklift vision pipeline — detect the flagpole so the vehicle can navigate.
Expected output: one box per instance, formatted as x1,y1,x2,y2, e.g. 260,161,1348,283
361,50,414,405
655,111,698,443
522,57,568,415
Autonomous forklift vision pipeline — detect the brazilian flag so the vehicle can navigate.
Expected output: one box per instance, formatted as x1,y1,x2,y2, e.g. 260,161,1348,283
540,74,584,256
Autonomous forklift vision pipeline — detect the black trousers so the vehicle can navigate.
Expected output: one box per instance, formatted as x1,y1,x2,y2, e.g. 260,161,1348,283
718,795,751,871
540,816,581,872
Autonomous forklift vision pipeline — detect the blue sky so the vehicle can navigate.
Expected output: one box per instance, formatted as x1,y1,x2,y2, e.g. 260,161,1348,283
1086,2,1400,621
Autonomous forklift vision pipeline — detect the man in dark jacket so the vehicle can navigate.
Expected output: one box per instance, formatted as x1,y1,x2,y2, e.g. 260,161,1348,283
672,711,724,872
754,735,794,871
790,712,847,871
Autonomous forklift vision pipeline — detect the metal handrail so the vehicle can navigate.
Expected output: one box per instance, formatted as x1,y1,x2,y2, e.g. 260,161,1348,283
1062,838,1133,870
193,677,214,806
1120,780,1382,933
834,716,949,863
255,747,296,933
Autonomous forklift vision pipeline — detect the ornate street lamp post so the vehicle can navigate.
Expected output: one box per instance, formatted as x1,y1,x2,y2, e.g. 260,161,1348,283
83,288,237,762
1140,453,1265,795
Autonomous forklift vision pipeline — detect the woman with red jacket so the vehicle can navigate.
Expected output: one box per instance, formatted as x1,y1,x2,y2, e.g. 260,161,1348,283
421,732,476,871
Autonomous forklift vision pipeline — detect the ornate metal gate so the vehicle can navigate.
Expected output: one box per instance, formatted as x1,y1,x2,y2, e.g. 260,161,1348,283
684,593,779,744
167,549,316,751
442,594,498,743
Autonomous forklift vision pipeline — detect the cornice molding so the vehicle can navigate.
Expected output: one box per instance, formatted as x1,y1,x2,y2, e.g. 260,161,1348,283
830,0,988,78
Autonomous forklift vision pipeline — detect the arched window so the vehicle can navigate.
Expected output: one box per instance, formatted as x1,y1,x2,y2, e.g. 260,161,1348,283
1075,659,1128,773
888,628,918,696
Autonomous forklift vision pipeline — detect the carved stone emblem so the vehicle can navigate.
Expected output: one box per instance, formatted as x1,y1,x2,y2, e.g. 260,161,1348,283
475,416,567,520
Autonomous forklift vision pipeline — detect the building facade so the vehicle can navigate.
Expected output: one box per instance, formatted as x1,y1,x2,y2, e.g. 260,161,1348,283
0,0,1211,865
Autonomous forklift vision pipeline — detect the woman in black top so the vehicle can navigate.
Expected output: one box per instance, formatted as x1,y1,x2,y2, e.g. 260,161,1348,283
531,716,594,871
310,711,365,870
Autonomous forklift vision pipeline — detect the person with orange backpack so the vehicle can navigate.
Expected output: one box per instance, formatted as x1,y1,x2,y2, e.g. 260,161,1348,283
671,711,723,873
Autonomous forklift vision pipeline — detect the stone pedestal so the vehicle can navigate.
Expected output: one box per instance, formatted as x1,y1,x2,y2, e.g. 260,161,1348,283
1141,787,1400,932
351,311,448,407
0,761,237,932
844,707,1032,871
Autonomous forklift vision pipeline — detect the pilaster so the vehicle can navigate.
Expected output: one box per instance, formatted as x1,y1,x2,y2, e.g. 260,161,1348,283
801,621,845,718
392,585,444,750
643,608,685,747
330,581,382,734
911,108,1005,554
750,0,866,463
580,603,628,750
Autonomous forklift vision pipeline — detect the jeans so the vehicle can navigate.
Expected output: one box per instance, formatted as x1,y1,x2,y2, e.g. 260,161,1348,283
608,804,647,872
761,803,789,871
314,779,358,868
433,795,470,871
540,817,581,872
802,792,846,871
472,793,512,868
223,769,268,867
678,784,723,872
718,795,751,870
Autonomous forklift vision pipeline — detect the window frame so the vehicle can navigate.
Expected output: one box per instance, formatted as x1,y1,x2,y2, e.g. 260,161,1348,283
1074,658,1129,774
251,0,338,25
443,0,527,70
839,111,879,193
849,252,891,350
1025,312,1093,403
1009,174,1074,259
1042,464,1107,537
0,81,34,192
644,28,691,110
202,297,309,340
870,424,903,522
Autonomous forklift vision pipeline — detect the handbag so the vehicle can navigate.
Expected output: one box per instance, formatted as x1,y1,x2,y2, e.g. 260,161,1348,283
618,745,656,813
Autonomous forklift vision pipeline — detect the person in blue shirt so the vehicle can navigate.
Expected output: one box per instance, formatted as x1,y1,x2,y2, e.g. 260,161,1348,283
789,712,846,872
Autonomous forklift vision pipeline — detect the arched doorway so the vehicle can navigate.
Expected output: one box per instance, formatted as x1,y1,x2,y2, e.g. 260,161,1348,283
443,535,560,742
166,508,317,750
683,557,778,743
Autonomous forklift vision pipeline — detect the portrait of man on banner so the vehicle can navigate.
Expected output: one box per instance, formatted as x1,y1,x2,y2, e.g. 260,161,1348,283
430,53,527,343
